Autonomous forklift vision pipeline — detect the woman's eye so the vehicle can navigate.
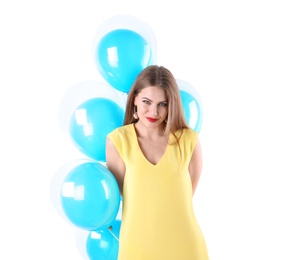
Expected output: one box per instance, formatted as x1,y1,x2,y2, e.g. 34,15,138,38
159,102,167,107
143,100,151,104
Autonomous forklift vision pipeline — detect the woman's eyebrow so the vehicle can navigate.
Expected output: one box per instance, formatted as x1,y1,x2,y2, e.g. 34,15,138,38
141,97,167,103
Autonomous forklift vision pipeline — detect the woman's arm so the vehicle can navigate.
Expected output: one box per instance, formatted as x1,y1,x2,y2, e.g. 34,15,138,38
188,138,203,195
106,137,126,195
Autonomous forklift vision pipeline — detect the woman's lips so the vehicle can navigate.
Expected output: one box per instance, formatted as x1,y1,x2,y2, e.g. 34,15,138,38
146,117,158,123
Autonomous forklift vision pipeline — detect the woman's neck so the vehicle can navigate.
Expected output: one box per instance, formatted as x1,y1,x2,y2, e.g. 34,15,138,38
134,121,166,140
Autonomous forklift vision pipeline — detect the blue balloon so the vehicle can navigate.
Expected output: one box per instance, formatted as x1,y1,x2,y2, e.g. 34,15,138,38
180,90,203,132
69,97,124,162
94,29,153,93
60,162,120,230
86,229,119,260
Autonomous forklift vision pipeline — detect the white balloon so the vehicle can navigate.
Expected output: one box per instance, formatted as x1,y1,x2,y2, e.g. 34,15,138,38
75,228,90,260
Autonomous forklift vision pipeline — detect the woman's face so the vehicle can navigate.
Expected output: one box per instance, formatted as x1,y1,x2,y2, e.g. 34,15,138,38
134,86,168,128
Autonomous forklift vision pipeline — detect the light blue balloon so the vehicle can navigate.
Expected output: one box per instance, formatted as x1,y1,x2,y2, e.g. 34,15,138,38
69,97,124,162
95,29,153,93
86,229,119,260
60,162,120,230
180,90,203,133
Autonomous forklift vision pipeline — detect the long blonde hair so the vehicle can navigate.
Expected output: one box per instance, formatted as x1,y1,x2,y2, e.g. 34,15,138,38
124,65,190,141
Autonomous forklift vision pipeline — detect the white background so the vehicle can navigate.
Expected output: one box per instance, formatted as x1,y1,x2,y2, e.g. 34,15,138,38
1,0,292,259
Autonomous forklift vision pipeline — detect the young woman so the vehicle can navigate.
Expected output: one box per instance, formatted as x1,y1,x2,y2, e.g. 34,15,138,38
106,65,209,259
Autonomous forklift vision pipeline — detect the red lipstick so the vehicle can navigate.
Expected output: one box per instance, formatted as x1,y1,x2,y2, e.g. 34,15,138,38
146,117,158,123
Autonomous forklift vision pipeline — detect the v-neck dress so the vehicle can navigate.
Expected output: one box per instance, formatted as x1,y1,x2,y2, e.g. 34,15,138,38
107,123,209,260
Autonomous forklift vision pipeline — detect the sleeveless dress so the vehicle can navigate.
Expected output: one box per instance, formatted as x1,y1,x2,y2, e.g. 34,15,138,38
107,124,209,260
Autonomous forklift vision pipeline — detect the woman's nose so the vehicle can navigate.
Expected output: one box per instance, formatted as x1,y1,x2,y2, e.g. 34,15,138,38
150,105,158,115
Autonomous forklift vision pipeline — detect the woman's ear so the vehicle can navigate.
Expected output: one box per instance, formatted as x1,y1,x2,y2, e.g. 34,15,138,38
134,96,138,106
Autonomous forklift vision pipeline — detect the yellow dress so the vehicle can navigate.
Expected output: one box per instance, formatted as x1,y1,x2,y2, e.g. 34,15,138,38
108,124,209,260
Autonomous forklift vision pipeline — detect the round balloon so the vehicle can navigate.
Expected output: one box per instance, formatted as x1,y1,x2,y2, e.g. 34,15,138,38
58,80,126,139
50,159,96,223
177,79,203,133
86,229,119,260
94,28,153,93
92,15,157,92
75,228,90,260
60,162,120,230
92,15,157,60
69,97,124,161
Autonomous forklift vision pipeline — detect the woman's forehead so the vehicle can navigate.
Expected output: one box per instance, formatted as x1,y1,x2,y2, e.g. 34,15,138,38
138,86,167,100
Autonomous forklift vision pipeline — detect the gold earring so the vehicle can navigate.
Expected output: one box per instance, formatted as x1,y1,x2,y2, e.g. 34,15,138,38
133,107,138,119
